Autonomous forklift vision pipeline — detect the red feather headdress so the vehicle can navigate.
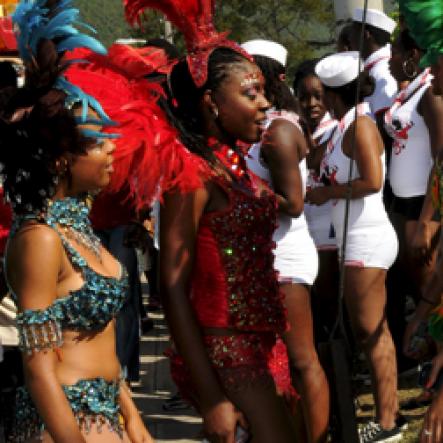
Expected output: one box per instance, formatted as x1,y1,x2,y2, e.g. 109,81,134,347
64,46,208,208
123,0,253,87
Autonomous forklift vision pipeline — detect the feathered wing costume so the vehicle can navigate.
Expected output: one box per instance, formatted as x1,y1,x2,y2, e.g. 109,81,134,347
64,46,208,208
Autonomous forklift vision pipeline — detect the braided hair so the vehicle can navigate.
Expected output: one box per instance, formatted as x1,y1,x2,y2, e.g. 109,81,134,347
163,47,248,164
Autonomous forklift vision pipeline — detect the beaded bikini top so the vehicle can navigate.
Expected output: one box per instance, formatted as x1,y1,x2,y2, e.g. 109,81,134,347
9,197,128,335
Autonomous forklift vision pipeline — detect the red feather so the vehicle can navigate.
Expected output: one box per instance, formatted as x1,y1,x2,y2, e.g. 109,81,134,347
123,0,252,87
64,48,209,209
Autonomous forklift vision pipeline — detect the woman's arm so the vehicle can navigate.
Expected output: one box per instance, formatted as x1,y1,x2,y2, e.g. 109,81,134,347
412,89,443,259
306,116,383,205
261,119,306,217
160,187,247,442
119,381,153,443
7,225,85,443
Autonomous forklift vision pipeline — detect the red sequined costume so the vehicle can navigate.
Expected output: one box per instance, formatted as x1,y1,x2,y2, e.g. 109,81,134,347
168,164,294,401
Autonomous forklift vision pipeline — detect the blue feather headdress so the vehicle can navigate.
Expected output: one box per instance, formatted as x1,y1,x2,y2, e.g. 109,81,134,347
12,0,119,138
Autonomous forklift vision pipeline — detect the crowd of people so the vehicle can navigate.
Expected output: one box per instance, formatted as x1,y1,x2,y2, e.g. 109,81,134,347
1,0,443,442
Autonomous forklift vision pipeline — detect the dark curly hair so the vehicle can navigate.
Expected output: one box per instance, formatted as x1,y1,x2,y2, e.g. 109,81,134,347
252,54,298,113
162,47,249,164
0,86,90,214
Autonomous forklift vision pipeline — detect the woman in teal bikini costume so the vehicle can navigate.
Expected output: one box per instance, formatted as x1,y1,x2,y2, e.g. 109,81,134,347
1,1,152,442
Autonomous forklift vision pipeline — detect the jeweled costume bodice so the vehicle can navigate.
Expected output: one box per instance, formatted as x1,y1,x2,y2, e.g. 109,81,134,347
190,174,287,333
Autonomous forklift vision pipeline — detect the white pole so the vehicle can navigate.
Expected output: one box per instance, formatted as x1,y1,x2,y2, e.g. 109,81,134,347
164,20,173,44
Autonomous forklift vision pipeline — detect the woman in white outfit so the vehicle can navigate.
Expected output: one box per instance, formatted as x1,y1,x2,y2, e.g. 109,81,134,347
387,28,443,348
306,52,401,443
294,59,340,340
242,40,329,443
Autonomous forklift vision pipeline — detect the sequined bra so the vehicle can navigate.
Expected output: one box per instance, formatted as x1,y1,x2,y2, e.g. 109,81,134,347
9,197,128,353
191,173,287,333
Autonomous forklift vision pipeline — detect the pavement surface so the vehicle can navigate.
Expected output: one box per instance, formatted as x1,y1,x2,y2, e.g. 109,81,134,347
133,310,202,443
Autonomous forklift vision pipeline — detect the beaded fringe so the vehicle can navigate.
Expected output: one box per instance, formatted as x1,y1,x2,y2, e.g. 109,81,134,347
7,413,124,442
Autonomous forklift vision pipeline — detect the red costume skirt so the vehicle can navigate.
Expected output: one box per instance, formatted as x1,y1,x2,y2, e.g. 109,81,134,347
168,333,296,407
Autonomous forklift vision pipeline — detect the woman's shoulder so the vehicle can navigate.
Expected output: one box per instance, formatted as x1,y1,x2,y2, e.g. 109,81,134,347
268,110,302,131
9,221,61,259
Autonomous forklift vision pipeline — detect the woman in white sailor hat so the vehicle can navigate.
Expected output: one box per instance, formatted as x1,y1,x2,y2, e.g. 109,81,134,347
306,51,401,443
350,8,398,119
243,39,329,443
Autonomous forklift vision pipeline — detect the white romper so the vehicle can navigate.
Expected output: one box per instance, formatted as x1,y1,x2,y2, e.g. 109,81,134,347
320,103,398,269
305,113,339,250
247,110,319,285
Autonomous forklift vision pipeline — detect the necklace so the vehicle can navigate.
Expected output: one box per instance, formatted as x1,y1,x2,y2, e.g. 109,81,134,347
46,196,102,261
208,138,249,183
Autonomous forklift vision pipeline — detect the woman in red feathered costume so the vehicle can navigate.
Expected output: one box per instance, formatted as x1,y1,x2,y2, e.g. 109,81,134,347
123,1,298,442
68,3,298,440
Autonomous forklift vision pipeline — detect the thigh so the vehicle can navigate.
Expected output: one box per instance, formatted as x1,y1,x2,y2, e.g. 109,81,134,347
344,267,387,338
226,383,297,443
281,283,316,361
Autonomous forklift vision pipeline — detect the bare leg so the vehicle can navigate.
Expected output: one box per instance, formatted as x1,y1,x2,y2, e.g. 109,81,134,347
282,282,330,443
344,267,398,429
226,381,297,443
404,220,440,298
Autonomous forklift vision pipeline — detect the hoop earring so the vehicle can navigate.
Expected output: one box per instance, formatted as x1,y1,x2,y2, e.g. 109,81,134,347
402,59,418,79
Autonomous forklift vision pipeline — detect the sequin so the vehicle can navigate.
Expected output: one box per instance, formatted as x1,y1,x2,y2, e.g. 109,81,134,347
7,197,128,441
8,378,124,442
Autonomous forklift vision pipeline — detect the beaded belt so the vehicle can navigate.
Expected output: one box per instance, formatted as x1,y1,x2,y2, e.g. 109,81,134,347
8,377,123,442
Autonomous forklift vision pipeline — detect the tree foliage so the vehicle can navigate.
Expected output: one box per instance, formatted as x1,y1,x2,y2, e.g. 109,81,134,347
132,0,335,78
75,0,335,80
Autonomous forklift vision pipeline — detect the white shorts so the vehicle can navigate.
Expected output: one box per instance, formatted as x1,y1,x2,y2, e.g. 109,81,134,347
337,222,398,269
274,228,319,286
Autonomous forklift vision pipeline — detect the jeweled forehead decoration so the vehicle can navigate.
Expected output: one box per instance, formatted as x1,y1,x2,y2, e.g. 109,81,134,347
240,72,264,88
124,0,253,88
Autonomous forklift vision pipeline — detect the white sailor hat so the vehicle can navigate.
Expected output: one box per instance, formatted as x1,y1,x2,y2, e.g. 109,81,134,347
315,51,363,88
353,8,396,34
241,39,288,67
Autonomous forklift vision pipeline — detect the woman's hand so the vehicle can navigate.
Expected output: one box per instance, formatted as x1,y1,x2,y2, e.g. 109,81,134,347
420,388,443,442
305,187,331,206
202,399,249,443
411,222,433,265
403,316,425,358
126,414,154,443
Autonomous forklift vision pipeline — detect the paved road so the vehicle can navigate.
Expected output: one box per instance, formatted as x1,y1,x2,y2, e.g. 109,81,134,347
133,311,202,443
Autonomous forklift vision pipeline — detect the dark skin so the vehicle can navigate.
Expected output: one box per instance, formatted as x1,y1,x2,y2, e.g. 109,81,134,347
258,65,329,441
261,118,306,217
390,39,443,360
7,112,152,443
306,91,399,429
160,59,297,443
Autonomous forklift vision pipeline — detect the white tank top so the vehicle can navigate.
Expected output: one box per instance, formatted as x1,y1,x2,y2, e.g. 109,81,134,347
320,103,390,240
384,69,433,198
246,111,309,235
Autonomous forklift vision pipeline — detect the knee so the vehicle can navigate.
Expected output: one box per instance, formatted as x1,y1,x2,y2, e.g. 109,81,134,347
353,322,390,350
288,347,321,374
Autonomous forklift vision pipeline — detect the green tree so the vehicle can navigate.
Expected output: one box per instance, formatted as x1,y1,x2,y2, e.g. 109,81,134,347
130,0,335,78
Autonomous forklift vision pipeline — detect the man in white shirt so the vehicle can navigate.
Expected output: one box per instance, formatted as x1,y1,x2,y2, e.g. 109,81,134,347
350,8,398,119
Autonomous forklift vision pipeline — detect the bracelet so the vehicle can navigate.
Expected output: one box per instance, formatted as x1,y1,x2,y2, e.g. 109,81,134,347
421,295,438,306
